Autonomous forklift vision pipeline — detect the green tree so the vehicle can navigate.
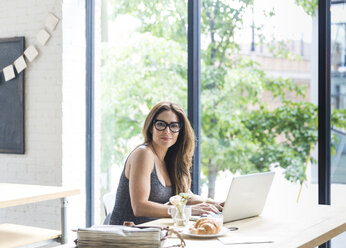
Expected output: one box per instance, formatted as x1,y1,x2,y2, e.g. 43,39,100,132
101,32,187,179
103,0,346,197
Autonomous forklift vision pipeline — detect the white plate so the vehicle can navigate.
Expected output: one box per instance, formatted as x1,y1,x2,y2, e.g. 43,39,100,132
181,227,230,238
189,215,201,221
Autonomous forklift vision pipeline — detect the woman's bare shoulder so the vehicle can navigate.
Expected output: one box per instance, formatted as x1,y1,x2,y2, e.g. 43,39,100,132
128,145,154,167
125,145,154,178
131,145,152,156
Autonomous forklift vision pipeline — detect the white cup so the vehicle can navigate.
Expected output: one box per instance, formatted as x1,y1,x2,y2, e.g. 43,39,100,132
168,205,191,226
208,212,223,228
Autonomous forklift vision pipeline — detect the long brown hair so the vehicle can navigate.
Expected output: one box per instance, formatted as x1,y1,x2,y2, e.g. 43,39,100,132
142,101,195,194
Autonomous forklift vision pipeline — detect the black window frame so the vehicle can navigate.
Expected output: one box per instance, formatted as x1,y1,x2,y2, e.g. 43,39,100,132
318,0,331,212
86,0,95,227
188,0,201,195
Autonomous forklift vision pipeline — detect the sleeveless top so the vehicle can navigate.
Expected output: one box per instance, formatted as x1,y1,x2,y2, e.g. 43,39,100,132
109,161,173,225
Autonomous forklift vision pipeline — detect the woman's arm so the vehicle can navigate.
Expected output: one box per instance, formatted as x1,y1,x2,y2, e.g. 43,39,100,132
128,147,171,218
187,190,223,215
187,192,204,204
127,147,222,218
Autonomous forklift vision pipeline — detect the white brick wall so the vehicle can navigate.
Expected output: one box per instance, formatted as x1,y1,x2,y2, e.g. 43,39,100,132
0,0,85,232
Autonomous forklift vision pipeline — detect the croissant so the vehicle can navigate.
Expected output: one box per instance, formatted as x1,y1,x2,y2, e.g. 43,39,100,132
189,217,221,235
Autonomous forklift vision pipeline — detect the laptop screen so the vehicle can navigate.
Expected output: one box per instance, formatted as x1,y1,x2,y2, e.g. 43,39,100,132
222,171,275,223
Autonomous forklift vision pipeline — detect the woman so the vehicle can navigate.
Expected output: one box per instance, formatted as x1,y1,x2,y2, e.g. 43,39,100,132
110,101,222,225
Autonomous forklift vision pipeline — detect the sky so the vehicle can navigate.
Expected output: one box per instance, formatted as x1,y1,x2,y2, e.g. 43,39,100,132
107,0,314,44
239,0,313,43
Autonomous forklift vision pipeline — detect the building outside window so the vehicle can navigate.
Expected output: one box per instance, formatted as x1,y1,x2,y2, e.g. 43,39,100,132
330,1,346,246
331,1,346,185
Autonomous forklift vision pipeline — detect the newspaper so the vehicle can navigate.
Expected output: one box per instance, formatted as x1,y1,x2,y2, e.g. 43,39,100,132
77,225,165,248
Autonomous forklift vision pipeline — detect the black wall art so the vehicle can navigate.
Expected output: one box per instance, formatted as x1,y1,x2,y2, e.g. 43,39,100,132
0,37,25,154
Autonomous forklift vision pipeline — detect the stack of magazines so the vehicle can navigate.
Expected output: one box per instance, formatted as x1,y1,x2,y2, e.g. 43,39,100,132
77,225,165,248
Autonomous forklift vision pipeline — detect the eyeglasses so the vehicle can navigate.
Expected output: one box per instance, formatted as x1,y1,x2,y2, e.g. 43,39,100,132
153,120,182,133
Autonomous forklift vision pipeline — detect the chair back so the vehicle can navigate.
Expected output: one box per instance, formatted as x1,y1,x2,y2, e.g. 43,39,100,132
103,192,116,216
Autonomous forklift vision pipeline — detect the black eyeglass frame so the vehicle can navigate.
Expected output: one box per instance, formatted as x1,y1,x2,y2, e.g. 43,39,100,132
153,119,183,133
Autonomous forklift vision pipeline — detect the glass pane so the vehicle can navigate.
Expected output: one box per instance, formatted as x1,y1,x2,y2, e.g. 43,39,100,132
331,1,346,247
95,0,188,224
200,0,319,209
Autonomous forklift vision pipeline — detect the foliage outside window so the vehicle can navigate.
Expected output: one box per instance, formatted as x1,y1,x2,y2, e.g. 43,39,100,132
101,0,346,199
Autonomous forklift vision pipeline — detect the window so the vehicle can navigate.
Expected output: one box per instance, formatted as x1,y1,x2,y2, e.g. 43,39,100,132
94,0,188,224
86,5,346,247
331,1,346,185
331,1,346,246
200,0,318,208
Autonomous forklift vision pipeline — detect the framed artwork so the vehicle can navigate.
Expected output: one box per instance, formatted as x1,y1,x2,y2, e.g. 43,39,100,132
0,37,25,154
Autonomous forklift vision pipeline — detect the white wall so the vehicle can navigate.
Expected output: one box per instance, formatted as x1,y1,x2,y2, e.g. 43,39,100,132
0,0,85,232
94,0,102,224
62,0,86,232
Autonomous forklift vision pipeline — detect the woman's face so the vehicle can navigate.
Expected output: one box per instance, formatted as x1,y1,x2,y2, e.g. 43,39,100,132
151,110,180,149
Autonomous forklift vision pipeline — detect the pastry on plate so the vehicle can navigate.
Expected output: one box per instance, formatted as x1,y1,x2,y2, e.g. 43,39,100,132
189,217,221,235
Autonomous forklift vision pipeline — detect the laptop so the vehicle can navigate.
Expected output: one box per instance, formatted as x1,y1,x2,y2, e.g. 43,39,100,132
222,171,275,223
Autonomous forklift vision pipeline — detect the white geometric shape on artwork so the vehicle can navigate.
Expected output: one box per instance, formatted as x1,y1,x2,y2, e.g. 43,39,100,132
45,13,59,31
24,45,39,62
3,64,15,81
14,55,27,73
36,29,51,46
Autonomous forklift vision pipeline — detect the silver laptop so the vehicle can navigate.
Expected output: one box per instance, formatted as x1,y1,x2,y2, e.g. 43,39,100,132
222,171,275,223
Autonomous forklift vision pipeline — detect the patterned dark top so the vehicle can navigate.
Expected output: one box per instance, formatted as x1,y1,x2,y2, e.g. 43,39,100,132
109,162,173,225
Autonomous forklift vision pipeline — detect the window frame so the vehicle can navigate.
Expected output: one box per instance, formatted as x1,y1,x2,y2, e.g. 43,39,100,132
86,0,95,227
188,0,201,195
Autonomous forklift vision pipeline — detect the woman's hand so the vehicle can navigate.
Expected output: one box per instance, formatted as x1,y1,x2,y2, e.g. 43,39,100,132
186,193,224,215
203,198,223,211
190,202,222,216
209,201,223,211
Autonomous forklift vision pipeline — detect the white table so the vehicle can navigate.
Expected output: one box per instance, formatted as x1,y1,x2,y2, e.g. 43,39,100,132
0,183,80,248
142,203,346,248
